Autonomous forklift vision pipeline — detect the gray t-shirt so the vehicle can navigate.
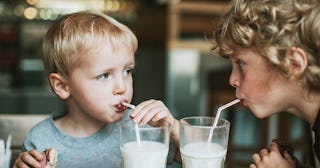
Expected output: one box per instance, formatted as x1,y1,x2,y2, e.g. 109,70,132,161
23,112,128,168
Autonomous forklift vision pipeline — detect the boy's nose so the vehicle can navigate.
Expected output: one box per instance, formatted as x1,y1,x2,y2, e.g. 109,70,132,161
113,78,126,95
229,70,239,88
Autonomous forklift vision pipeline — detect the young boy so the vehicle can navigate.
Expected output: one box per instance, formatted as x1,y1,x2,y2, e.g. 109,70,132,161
13,11,180,168
212,0,320,167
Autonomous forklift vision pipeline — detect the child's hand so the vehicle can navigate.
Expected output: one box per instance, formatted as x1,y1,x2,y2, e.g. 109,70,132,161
129,99,179,139
249,142,296,168
130,99,176,127
130,99,180,161
130,99,181,162
13,149,44,168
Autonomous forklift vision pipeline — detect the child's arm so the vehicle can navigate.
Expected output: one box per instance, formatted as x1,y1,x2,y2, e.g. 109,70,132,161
13,149,44,168
249,142,296,168
130,99,181,162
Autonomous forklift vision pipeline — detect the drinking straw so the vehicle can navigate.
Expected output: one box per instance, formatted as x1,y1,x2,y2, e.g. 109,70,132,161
0,139,3,166
0,139,4,156
207,99,240,143
122,102,141,145
5,134,11,155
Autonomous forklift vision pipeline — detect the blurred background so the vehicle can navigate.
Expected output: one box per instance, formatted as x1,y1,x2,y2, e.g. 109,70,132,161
0,0,315,167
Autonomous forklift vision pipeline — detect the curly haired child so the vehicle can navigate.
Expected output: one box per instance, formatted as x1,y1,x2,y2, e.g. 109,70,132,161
212,0,320,167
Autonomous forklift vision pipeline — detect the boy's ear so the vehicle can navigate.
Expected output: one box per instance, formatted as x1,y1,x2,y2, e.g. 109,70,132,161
286,47,308,78
49,73,70,99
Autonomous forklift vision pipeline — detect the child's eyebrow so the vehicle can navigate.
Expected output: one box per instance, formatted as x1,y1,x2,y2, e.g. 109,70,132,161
125,60,135,67
228,55,237,59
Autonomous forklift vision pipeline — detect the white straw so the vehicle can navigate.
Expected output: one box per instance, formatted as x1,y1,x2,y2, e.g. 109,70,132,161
207,99,240,143
122,102,141,145
5,134,11,155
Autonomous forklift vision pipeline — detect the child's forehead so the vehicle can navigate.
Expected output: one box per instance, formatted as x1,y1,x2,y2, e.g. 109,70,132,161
83,42,133,55
75,43,134,61
229,47,260,58
69,45,135,73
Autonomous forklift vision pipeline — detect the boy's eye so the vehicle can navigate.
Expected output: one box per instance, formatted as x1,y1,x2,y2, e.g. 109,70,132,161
97,73,110,80
124,68,133,76
235,60,244,69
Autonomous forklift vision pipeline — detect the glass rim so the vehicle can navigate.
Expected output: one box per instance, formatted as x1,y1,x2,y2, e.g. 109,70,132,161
179,116,230,129
121,119,171,130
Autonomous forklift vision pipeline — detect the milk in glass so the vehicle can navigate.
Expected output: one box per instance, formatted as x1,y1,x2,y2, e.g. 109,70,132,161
121,141,169,168
181,142,227,168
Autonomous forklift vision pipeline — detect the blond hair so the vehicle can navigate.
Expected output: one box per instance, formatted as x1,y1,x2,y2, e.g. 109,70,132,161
212,0,320,91
42,11,138,78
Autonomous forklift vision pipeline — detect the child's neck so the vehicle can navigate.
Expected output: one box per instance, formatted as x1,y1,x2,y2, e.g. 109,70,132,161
299,92,320,126
54,113,106,138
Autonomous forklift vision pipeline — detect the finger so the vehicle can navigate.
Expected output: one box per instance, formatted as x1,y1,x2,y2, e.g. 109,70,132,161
130,104,152,124
140,103,170,125
269,142,280,153
151,110,167,122
15,156,32,168
130,99,156,120
140,108,159,125
20,151,42,168
14,159,29,168
249,163,257,168
283,151,296,166
252,153,261,164
148,110,173,127
29,149,44,161
132,100,167,124
283,151,294,161
14,158,25,168
147,102,172,125
131,99,156,116
259,148,269,157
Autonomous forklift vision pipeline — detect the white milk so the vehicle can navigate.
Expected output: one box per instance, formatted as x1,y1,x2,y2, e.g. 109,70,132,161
181,142,227,168
121,141,169,168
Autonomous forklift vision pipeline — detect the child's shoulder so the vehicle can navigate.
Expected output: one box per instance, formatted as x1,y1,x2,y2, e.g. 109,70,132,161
27,116,52,136
29,111,66,134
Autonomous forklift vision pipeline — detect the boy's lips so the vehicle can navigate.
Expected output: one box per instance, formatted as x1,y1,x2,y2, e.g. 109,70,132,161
240,99,247,106
116,104,126,111
115,100,128,111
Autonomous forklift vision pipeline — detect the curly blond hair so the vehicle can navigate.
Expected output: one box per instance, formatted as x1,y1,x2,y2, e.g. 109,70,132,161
42,11,138,79
212,0,320,91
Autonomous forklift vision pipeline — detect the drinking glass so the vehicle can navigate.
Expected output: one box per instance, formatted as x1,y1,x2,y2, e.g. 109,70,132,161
179,116,230,168
120,119,170,168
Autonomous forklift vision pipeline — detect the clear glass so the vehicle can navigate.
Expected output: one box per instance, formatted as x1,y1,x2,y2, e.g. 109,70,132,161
120,119,170,168
179,116,230,168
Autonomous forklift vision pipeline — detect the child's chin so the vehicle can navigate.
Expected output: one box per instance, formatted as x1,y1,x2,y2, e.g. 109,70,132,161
253,111,269,119
110,114,125,122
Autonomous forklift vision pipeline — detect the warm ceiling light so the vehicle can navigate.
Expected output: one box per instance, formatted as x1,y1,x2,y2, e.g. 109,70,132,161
24,7,37,19
35,0,105,12
26,0,38,5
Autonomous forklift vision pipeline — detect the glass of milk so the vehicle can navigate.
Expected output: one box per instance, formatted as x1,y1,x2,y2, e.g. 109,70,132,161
120,119,170,168
179,116,230,168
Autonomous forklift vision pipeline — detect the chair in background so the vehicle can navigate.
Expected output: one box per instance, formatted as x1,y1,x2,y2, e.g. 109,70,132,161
0,114,48,166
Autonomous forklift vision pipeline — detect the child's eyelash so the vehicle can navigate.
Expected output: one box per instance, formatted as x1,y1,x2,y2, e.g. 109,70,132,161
127,67,135,73
235,60,244,66
97,73,109,80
